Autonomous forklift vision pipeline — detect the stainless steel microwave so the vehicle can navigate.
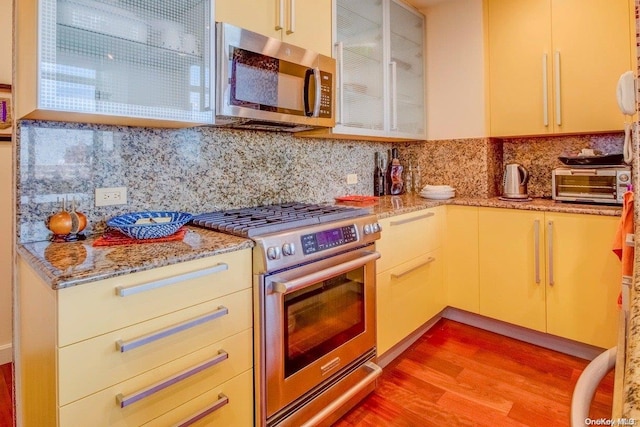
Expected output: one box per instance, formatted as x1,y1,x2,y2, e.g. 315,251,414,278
215,22,335,132
552,166,631,205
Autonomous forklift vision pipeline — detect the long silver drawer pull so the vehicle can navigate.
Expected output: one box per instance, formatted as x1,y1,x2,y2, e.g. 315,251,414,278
301,362,382,427
116,350,228,408
547,221,554,286
389,212,435,226
115,263,229,297
116,306,229,352
534,220,540,284
273,251,380,295
174,393,229,427
391,257,435,279
275,0,284,30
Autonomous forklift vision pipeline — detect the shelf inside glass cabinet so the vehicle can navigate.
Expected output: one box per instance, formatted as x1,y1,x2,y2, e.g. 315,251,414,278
56,24,205,71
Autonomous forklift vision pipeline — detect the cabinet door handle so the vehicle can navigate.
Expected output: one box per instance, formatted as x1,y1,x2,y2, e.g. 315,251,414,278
115,263,229,297
275,0,284,30
335,41,344,125
390,61,398,131
174,393,229,427
554,51,561,126
542,54,549,127
547,220,554,286
287,0,295,34
391,257,435,279
116,350,228,408
534,219,540,284
389,212,434,226
116,306,229,353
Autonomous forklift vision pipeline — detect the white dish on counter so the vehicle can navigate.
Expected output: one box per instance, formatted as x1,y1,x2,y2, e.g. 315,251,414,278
420,191,455,200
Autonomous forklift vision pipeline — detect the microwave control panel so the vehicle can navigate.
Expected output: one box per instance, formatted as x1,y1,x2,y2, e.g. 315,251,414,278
319,71,333,118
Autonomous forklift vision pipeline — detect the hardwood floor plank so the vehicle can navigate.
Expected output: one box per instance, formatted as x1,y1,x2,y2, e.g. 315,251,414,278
334,319,613,426
0,363,12,427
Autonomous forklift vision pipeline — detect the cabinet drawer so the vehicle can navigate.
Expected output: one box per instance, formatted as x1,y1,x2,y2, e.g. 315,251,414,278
144,369,254,427
58,288,252,406
59,328,253,427
377,249,444,355
58,249,251,346
377,207,443,273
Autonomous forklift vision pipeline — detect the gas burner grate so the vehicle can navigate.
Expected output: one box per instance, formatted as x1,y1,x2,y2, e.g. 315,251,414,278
191,203,371,237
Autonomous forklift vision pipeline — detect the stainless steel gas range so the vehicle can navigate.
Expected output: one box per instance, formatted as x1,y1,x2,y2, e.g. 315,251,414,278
192,203,383,426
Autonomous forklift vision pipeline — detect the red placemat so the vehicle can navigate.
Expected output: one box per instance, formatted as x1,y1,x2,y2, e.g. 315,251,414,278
93,227,187,247
335,195,379,206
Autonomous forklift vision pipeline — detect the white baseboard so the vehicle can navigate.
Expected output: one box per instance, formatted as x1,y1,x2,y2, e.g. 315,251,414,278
0,342,12,365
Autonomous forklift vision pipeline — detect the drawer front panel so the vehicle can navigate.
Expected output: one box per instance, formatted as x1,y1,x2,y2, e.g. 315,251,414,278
143,369,254,427
59,329,252,427
58,249,251,346
58,289,252,405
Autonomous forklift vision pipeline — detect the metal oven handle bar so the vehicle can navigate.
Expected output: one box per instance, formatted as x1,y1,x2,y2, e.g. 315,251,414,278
115,263,229,297
116,306,229,353
272,251,381,295
300,361,382,427
116,350,228,408
174,393,229,427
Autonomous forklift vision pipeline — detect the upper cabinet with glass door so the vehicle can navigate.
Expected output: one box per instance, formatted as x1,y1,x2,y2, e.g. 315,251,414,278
215,0,332,57
298,0,426,141
15,0,213,128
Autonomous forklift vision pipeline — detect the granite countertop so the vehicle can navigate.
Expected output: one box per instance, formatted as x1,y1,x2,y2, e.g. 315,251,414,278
17,226,254,290
624,238,640,419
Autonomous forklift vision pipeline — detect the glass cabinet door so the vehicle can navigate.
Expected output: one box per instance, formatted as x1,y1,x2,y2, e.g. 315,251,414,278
38,0,213,124
389,0,425,136
335,0,385,132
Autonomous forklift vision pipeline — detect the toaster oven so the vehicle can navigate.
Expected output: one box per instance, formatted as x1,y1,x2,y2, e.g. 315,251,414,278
552,166,631,205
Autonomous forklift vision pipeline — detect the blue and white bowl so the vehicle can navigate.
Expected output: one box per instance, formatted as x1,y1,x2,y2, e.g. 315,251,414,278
106,211,193,240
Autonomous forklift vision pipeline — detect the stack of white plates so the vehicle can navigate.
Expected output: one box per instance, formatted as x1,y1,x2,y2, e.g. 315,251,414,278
419,184,455,200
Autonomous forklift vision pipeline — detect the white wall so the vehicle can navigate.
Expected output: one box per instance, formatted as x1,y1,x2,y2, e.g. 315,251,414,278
0,0,13,364
422,0,486,139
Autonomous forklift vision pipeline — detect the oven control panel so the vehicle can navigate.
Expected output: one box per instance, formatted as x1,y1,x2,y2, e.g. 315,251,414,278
301,224,358,255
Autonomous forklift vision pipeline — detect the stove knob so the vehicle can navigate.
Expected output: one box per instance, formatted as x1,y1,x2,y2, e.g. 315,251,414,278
363,224,373,235
282,243,296,256
373,223,381,233
619,173,630,183
267,246,281,260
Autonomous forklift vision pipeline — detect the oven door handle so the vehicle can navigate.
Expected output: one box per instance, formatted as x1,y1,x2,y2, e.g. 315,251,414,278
272,251,380,295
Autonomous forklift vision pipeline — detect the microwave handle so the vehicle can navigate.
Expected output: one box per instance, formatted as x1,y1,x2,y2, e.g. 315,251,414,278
303,67,322,117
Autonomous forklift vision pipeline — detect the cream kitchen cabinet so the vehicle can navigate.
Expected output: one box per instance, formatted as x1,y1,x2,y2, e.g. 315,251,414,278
215,0,332,56
16,249,253,427
478,208,620,348
486,0,633,137
444,205,479,314
298,0,425,141
15,0,214,128
376,207,445,355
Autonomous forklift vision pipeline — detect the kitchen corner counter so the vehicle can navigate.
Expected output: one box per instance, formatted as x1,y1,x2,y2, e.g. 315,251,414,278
17,226,254,290
366,194,622,218
623,244,640,419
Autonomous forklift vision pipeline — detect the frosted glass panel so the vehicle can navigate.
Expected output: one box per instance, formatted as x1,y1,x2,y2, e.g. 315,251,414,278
336,0,384,131
42,0,212,123
390,0,425,135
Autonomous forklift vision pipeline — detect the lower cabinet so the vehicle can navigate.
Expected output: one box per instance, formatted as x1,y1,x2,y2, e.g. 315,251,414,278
16,249,254,427
478,208,620,348
444,205,480,313
376,207,446,355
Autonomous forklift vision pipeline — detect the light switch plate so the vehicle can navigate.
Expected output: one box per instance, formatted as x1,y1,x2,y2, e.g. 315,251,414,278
347,174,358,185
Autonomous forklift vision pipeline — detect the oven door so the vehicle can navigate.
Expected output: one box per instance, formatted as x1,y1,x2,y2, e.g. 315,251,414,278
260,246,379,419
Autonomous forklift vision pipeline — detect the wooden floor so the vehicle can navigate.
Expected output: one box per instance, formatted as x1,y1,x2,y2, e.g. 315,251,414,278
0,320,614,427
0,363,12,427
334,319,614,427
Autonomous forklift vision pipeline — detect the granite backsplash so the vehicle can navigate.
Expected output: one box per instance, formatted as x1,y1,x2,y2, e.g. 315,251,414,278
16,120,626,243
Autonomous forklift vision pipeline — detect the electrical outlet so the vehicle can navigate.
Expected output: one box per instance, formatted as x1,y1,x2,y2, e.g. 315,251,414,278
346,174,358,185
95,187,127,207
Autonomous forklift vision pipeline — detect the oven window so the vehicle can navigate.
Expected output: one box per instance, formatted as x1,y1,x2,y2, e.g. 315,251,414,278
283,269,365,377
556,175,615,199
